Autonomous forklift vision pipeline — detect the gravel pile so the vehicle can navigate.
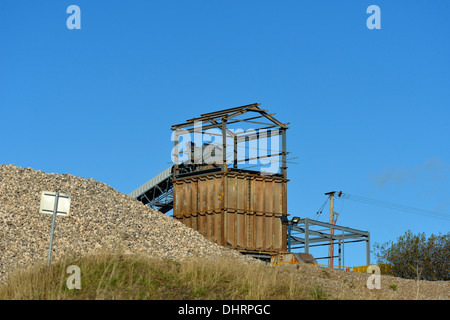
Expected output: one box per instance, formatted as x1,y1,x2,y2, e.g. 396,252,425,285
0,164,257,283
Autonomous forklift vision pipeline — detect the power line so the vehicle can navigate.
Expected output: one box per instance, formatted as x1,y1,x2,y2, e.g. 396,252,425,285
314,196,329,220
340,193,450,221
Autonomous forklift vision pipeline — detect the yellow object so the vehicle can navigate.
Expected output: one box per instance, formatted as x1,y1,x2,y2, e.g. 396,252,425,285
271,260,393,274
352,264,393,274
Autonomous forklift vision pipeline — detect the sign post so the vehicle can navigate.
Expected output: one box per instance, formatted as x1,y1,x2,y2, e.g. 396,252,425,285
39,191,71,267
47,191,60,267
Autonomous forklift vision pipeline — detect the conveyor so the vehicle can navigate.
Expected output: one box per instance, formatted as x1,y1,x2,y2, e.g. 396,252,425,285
128,166,175,213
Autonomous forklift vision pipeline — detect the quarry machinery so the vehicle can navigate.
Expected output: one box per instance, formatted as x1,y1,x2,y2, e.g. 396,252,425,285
129,103,303,262
129,103,369,267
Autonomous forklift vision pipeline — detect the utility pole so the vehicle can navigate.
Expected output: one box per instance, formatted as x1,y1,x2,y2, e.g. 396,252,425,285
325,191,336,268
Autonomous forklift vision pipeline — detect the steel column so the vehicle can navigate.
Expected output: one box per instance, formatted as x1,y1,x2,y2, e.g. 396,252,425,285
304,218,309,254
222,118,227,172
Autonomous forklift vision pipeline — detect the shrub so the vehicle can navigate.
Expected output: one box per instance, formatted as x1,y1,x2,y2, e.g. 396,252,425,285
374,230,449,281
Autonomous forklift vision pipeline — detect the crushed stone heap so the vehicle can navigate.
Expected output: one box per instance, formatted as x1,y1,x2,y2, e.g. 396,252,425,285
0,164,256,283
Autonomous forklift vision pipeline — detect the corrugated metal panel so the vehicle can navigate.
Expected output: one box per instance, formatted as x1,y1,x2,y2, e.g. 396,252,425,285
128,166,174,199
173,172,287,254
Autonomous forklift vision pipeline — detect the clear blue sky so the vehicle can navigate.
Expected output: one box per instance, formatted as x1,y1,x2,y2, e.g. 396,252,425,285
1,1,449,267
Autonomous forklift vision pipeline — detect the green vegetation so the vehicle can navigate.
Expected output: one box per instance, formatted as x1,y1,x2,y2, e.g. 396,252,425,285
309,285,328,300
0,253,325,300
374,230,450,281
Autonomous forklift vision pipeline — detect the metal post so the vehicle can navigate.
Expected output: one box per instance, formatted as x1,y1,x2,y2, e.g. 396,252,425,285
233,135,238,169
366,233,371,266
338,239,342,269
342,232,345,269
222,119,227,172
287,223,292,252
174,130,179,175
304,218,309,254
47,191,59,267
328,192,335,268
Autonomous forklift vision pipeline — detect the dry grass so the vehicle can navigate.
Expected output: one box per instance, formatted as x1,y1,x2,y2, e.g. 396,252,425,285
0,252,313,300
1,252,448,300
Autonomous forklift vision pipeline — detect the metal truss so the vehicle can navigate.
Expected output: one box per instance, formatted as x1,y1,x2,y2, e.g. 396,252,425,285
289,218,371,268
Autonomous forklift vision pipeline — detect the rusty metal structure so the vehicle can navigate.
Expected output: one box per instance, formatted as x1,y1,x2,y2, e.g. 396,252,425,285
170,103,290,258
129,104,291,259
173,171,288,255
129,103,374,267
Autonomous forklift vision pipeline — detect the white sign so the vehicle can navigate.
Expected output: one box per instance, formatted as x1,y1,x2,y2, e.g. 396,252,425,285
40,191,72,216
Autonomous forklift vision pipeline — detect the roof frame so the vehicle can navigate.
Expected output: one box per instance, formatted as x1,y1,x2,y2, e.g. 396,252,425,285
171,103,289,131
171,103,290,177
